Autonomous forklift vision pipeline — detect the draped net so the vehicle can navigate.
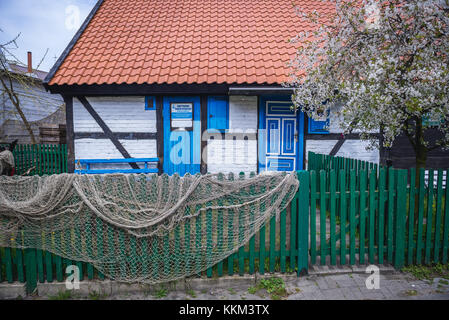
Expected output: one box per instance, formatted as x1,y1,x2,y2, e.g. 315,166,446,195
0,172,298,284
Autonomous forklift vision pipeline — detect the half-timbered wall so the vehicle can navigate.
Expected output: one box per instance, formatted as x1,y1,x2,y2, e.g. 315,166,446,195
73,96,157,170
206,96,258,174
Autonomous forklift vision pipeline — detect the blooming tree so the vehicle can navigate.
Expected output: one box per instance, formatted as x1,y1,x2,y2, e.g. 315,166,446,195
289,0,449,169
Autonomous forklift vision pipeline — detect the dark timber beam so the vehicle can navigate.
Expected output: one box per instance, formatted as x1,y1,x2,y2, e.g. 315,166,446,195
63,95,75,173
156,96,164,174
200,95,208,174
76,96,139,170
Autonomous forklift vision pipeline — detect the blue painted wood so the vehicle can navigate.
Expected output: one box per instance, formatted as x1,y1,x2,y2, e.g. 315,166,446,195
259,95,304,172
207,96,229,130
77,158,159,164
145,96,157,110
308,118,329,134
163,96,201,176
75,169,159,174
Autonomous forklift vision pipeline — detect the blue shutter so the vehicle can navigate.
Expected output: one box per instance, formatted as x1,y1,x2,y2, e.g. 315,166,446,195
207,96,229,131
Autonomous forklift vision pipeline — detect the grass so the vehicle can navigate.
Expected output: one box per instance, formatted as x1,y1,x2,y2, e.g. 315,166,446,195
153,288,168,299
247,277,289,300
186,289,197,298
88,290,108,300
49,290,72,300
403,263,449,281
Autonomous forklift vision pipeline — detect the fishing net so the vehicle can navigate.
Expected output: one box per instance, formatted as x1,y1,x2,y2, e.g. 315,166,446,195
0,150,14,174
0,171,298,284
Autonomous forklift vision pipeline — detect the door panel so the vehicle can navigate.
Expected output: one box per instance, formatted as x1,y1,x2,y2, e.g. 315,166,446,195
259,97,304,172
163,96,201,176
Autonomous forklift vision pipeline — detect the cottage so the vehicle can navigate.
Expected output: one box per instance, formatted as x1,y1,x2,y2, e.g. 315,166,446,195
1,51,65,144
44,0,380,175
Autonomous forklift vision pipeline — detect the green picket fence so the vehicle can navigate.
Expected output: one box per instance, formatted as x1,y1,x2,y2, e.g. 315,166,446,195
0,171,309,293
1,152,448,294
306,152,449,269
1,144,68,176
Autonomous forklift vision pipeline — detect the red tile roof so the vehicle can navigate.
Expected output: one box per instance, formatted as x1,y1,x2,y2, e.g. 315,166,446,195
49,0,332,86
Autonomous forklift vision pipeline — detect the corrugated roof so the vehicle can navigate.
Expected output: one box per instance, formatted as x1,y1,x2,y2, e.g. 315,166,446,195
48,0,332,86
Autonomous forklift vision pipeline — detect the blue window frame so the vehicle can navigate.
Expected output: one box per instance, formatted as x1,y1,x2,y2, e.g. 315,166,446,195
308,116,329,134
145,96,156,110
207,96,229,131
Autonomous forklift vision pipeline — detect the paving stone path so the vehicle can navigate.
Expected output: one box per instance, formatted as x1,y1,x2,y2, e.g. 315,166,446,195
68,271,449,300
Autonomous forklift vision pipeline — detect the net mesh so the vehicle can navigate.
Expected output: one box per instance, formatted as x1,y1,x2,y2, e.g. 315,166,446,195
0,171,298,284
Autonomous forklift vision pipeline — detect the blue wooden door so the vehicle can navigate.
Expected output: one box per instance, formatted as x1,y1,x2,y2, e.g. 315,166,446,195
258,97,304,171
163,96,201,176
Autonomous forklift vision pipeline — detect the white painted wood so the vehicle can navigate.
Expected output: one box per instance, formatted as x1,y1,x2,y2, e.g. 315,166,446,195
305,139,380,164
73,96,156,133
206,137,257,174
229,96,258,132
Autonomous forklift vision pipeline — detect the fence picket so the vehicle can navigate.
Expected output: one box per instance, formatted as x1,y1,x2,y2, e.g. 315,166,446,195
434,170,444,263
320,170,327,265
359,170,367,264
407,169,416,265
339,170,347,265
442,169,449,264
387,168,395,264
310,170,317,265
394,170,407,269
416,169,426,264
378,168,386,264
425,170,434,265
368,169,376,264
329,170,337,265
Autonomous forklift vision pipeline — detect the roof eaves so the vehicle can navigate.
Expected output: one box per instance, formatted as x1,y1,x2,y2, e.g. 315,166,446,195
43,0,105,88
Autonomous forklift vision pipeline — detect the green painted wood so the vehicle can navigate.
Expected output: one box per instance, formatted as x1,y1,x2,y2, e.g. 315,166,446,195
442,169,449,264
359,170,367,264
269,214,276,273
4,248,13,283
249,172,256,275
238,172,245,276
107,226,116,279
259,183,267,275
195,203,203,275
416,169,426,264
206,184,213,278
141,238,149,278
45,249,53,283
290,190,298,271
16,247,25,283
25,249,37,294
36,249,44,283
378,168,386,264
130,236,138,279
216,173,224,277
368,169,376,264
433,170,444,263
320,170,327,265
310,170,317,265
329,169,337,265
349,170,356,265
184,205,191,276
297,171,310,276
227,172,234,276
280,208,287,273
339,170,347,265
387,168,395,264
394,170,407,269
152,234,159,279
96,218,105,280
407,169,416,265
425,170,434,265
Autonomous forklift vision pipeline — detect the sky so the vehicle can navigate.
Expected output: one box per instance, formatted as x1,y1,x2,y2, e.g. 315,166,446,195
0,0,97,72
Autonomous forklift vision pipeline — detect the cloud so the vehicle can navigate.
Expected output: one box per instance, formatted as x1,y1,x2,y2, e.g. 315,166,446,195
0,0,97,72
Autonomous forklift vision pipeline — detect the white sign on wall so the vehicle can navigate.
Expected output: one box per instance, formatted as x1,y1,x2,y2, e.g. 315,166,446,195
171,103,193,129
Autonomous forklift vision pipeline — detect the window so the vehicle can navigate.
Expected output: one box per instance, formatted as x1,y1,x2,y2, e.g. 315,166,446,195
308,111,330,134
145,96,156,110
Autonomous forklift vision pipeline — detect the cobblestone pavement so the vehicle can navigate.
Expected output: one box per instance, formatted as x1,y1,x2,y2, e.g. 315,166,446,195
101,271,449,300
